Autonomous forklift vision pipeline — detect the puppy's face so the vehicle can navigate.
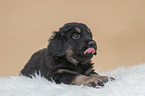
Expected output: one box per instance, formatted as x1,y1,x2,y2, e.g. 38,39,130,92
48,22,97,64
61,23,97,63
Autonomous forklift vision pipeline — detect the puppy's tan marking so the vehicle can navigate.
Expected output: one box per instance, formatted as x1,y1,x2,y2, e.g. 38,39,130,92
75,27,81,33
89,74,115,83
72,75,104,87
65,49,79,65
57,69,79,74
71,75,89,85
85,68,94,76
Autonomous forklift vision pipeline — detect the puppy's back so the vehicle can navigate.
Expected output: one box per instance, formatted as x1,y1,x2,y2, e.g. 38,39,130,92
20,48,47,77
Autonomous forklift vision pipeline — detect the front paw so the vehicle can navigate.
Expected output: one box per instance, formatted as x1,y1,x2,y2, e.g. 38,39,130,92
99,76,115,83
72,75,104,88
83,77,104,87
89,74,115,83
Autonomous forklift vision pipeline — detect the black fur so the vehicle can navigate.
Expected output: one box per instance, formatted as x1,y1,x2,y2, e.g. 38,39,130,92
20,22,99,85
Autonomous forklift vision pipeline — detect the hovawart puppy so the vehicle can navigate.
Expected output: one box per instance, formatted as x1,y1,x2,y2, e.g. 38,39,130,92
20,22,114,87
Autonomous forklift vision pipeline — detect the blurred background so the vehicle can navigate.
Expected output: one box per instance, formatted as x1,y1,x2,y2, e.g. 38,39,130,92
0,0,145,77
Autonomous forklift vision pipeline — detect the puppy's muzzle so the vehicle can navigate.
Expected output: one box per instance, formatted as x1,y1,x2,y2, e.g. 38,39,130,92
84,41,97,55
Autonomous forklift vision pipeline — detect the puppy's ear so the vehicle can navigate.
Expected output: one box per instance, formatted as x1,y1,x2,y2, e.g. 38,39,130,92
48,32,66,57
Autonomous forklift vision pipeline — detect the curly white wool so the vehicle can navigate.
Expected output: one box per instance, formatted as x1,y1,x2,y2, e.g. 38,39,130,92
0,63,145,96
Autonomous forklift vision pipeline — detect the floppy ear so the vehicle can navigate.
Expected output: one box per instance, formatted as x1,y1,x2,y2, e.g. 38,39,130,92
48,32,66,57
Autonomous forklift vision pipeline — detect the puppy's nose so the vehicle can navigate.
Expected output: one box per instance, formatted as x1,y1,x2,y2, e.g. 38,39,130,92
88,41,97,48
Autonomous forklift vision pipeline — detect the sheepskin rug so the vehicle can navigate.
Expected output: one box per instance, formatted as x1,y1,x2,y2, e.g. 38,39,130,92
0,64,145,96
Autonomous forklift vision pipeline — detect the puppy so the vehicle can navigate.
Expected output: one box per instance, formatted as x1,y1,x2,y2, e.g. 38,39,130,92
20,22,114,87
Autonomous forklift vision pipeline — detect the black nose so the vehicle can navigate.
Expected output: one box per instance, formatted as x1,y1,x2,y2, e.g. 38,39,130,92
88,41,97,48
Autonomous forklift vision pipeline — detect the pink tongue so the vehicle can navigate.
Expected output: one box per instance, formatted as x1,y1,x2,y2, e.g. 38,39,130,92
84,48,95,55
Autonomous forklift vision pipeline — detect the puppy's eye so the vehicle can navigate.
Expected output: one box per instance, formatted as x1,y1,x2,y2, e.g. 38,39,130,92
72,33,80,39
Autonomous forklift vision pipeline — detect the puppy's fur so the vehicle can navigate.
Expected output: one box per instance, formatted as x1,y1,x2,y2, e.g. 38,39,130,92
20,22,114,87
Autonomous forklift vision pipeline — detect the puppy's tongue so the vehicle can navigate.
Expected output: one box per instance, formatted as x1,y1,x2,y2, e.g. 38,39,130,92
84,48,95,55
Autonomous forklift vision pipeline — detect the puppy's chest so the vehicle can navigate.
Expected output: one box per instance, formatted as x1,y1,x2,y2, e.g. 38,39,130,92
71,65,90,75
57,60,92,75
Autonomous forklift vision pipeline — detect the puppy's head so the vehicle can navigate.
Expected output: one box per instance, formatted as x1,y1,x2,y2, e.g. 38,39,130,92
48,22,97,64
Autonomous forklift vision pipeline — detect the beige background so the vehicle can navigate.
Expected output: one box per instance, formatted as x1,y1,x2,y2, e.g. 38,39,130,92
0,0,145,77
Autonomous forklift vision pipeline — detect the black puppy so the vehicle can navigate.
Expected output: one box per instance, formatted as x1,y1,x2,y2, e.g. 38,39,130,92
20,22,114,87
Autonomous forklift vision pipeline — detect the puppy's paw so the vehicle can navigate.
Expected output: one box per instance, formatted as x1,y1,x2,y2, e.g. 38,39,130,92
99,76,115,83
83,77,104,87
89,74,115,83
72,75,104,88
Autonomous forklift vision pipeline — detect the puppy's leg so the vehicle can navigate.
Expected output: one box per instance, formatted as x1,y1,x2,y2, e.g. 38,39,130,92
85,68,115,83
72,74,104,87
50,69,104,87
89,73,115,83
